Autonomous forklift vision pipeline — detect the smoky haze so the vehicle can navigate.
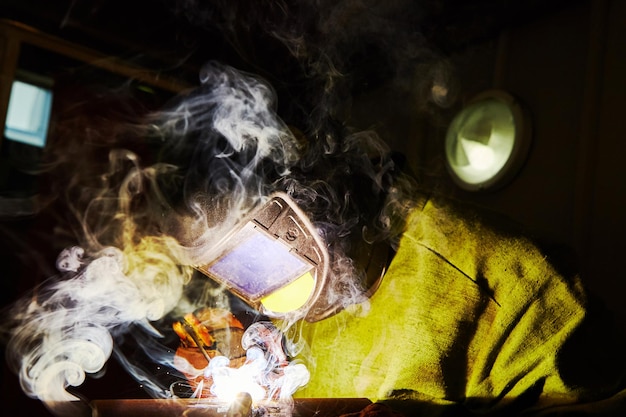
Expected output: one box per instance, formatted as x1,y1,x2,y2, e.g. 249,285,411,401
1,0,453,414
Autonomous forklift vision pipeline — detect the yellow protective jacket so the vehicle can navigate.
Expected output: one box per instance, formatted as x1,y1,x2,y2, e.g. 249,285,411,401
295,196,626,416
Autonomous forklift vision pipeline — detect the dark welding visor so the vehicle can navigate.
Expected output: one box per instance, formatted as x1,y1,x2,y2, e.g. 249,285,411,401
195,193,329,321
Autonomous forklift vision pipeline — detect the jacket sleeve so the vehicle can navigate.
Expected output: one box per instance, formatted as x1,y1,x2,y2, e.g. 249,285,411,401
295,196,626,415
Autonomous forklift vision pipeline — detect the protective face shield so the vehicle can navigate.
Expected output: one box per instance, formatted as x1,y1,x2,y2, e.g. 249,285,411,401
195,192,391,322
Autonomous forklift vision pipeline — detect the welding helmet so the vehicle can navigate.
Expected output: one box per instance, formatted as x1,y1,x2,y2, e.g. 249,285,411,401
194,192,391,322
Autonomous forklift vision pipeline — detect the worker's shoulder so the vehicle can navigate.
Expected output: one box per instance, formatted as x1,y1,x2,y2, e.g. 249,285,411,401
399,193,584,301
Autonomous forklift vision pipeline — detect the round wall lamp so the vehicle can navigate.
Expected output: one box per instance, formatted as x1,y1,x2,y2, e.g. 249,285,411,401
444,90,532,191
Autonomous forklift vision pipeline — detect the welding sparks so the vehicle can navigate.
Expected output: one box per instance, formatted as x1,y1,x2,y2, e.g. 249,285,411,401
172,312,309,404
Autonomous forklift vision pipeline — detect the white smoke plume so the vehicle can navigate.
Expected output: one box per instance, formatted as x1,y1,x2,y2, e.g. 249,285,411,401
1,0,450,412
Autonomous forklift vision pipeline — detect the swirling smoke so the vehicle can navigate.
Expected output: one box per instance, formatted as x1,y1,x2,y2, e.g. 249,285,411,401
2,0,451,414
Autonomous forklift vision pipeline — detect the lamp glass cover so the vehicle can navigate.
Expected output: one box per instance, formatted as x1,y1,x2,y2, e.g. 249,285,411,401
445,98,516,188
